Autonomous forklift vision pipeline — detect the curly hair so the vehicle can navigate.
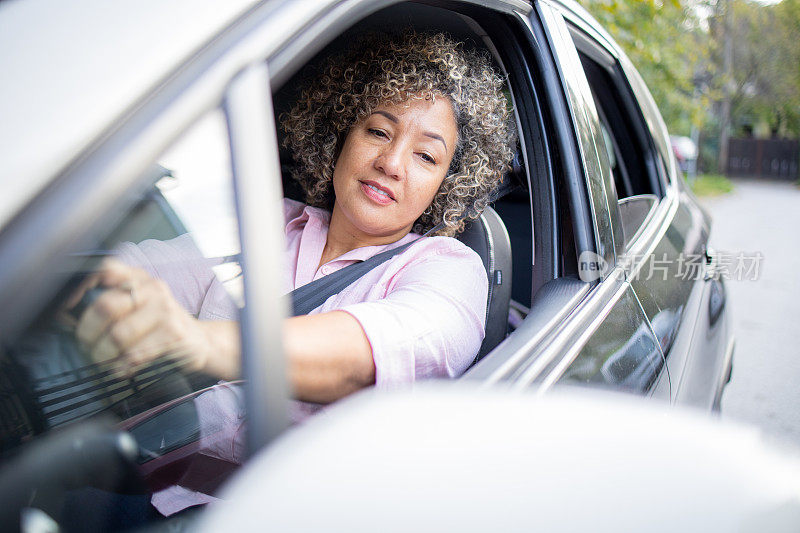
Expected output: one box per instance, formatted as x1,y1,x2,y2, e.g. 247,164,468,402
282,31,516,236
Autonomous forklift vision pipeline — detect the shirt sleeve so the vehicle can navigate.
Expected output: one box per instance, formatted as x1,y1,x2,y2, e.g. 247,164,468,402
340,246,488,389
114,234,227,318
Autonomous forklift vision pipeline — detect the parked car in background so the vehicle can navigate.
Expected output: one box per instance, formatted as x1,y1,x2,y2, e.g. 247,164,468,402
0,0,734,530
670,134,699,175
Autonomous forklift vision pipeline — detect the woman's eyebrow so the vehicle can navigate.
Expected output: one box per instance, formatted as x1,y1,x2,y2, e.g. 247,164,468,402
423,132,448,152
372,110,398,123
371,110,448,152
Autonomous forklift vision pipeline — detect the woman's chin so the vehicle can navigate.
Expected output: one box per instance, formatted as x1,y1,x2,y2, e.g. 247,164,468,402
358,225,408,240
348,218,416,242
332,202,415,243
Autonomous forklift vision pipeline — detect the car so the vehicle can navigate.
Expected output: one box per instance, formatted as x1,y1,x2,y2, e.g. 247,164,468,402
0,0,734,530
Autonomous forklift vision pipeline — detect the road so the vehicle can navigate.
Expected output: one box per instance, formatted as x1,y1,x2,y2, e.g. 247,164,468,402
699,179,800,446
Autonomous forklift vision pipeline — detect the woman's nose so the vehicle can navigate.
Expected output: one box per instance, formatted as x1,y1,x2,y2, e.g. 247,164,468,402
374,143,406,180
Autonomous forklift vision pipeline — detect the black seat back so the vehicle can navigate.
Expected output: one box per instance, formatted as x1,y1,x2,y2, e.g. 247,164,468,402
458,206,512,362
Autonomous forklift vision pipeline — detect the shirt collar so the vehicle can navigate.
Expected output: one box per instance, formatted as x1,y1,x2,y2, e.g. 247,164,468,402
327,231,421,264
293,202,422,266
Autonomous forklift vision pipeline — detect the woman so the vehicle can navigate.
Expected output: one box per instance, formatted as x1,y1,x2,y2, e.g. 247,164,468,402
72,31,515,414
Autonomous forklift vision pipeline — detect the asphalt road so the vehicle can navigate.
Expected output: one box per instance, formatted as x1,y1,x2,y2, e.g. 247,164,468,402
699,179,800,446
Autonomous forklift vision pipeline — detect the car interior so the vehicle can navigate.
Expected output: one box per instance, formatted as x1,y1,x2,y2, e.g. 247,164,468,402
0,0,574,464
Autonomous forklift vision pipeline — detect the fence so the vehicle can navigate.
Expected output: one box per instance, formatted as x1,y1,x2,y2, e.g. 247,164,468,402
727,138,799,180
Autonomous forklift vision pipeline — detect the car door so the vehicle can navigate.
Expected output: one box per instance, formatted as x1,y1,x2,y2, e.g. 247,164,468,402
465,2,666,397
533,3,670,396
556,3,733,409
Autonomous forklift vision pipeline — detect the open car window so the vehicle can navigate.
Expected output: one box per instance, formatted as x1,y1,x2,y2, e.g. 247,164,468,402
271,2,537,334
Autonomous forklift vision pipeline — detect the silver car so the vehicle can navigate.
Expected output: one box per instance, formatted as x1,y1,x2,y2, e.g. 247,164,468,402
0,0,734,530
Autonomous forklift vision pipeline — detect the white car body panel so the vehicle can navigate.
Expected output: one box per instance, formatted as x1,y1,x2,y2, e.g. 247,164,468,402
201,386,800,532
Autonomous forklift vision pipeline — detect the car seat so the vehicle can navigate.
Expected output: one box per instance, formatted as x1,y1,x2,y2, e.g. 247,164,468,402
457,206,512,362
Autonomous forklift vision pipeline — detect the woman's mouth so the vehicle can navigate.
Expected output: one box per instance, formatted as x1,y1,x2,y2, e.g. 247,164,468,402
360,181,395,205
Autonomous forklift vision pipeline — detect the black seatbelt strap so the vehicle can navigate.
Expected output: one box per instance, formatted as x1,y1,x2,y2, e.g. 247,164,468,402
288,221,445,316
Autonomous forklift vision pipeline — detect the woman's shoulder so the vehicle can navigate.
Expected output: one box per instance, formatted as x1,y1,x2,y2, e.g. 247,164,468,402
404,234,485,268
283,197,305,224
283,197,331,227
385,234,488,306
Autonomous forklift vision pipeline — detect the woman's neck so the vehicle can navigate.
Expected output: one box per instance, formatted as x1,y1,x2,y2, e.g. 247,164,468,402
318,204,410,269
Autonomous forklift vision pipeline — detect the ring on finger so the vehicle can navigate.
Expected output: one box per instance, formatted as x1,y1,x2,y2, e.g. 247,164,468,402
120,281,138,309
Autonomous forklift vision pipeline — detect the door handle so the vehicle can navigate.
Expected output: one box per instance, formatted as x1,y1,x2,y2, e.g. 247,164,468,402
703,247,716,281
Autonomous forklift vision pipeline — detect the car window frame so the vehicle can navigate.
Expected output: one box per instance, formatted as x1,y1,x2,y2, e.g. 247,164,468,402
225,63,289,450
560,7,687,241
568,25,667,198
270,1,567,352
536,3,622,268
570,44,661,250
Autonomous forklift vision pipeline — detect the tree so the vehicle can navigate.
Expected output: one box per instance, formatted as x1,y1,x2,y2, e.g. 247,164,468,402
577,0,715,136
580,0,800,174
726,0,800,137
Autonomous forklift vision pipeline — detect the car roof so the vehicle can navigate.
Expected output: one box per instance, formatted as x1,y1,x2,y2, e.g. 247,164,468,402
0,0,265,225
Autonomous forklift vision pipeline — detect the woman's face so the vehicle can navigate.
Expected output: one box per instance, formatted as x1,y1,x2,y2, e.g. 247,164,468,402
331,95,458,243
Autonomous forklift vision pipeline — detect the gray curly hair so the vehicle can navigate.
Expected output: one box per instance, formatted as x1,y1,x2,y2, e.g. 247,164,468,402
282,31,516,236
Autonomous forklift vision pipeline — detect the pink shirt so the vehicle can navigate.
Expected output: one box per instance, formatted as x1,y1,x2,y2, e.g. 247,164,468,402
282,198,487,390
121,198,488,514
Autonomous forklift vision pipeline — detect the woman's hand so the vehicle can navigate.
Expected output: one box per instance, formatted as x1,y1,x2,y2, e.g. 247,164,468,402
67,258,238,378
67,259,371,397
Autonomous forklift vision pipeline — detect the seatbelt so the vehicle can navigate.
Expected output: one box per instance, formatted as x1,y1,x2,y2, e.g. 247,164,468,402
288,223,442,316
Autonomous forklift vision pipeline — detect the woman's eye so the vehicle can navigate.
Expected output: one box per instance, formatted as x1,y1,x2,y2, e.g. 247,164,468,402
418,153,436,164
367,128,387,139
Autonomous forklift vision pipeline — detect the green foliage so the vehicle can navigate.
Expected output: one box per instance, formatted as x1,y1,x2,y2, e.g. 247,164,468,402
688,173,734,196
580,0,800,139
578,0,800,174
578,0,713,136
726,0,800,137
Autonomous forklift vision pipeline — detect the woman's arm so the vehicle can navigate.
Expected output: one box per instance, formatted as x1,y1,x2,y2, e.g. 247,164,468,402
192,314,374,402
283,311,374,404
73,259,375,403
194,315,376,404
